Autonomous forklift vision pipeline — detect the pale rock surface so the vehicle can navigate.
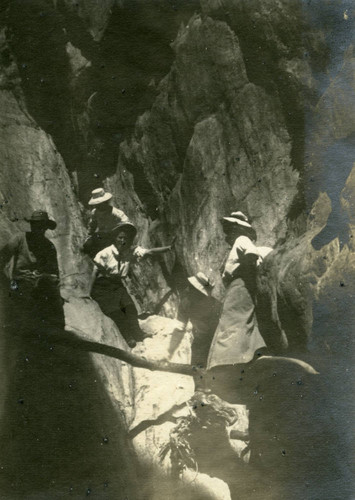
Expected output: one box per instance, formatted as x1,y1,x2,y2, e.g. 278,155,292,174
65,41,91,79
0,1,353,497
112,13,299,300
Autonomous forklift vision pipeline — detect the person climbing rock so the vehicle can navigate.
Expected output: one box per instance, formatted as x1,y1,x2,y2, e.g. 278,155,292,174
207,211,269,372
178,272,221,370
90,221,174,348
0,210,64,331
83,188,130,257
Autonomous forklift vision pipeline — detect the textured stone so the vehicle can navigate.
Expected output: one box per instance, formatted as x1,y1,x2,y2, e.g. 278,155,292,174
62,0,117,41
314,45,355,141
0,1,353,497
66,41,91,79
112,13,300,301
0,35,140,496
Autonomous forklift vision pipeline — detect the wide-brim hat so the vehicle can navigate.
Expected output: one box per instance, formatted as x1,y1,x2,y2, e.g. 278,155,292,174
188,272,215,297
222,210,252,229
25,210,57,230
88,188,113,206
111,222,137,240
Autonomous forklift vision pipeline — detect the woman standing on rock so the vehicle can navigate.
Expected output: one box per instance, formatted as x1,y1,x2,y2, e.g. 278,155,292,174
90,222,173,348
207,212,268,371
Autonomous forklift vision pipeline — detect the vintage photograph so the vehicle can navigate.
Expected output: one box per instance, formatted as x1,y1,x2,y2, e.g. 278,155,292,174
0,0,353,498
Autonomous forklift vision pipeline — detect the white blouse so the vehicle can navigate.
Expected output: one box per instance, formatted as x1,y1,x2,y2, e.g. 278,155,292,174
94,244,148,278
223,236,272,280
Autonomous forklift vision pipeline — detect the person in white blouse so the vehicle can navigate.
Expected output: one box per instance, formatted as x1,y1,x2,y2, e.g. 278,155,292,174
90,222,173,348
207,211,270,371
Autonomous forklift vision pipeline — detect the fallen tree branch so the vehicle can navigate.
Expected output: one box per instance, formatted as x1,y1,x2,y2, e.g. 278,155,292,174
15,324,319,380
45,327,204,377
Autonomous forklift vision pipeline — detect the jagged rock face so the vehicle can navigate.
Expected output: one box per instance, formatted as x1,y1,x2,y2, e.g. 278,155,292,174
3,0,199,200
0,29,88,294
0,0,354,498
2,0,322,301
259,43,355,358
253,41,355,495
0,31,142,498
0,31,214,494
114,10,304,298
0,20,195,498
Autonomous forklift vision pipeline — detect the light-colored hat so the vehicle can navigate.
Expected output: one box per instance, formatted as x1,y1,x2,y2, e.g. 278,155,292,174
88,188,113,206
25,210,56,230
111,221,137,240
222,211,252,228
188,272,215,297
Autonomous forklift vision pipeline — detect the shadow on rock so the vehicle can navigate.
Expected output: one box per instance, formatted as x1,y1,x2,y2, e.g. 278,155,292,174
0,322,141,499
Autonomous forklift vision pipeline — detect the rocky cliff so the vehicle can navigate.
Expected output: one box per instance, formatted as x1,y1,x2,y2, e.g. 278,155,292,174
0,0,354,499
110,0,328,301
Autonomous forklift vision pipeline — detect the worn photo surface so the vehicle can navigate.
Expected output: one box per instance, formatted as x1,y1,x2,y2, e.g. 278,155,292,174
0,0,354,499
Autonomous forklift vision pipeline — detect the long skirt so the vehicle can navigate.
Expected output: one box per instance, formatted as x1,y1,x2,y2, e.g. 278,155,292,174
207,277,266,370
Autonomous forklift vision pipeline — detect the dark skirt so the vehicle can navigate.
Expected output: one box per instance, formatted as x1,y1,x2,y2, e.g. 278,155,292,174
207,277,266,370
91,277,134,315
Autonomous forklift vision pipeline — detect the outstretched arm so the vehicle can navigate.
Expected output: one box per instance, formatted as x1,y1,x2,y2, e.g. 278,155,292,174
139,236,176,258
144,245,172,257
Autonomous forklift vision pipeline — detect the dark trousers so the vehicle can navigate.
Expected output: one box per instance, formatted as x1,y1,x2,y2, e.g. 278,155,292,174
91,278,143,343
4,276,65,332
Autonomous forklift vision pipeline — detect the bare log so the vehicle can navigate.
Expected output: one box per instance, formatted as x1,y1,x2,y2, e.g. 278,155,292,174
45,327,204,377
19,325,318,379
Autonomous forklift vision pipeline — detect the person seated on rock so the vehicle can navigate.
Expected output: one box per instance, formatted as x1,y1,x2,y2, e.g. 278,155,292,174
89,221,174,348
0,210,64,331
207,211,269,373
82,187,130,257
178,272,221,372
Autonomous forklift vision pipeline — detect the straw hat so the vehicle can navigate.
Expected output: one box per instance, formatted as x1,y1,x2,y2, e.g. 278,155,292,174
25,210,56,230
188,272,215,297
222,211,252,228
111,222,137,241
88,188,113,206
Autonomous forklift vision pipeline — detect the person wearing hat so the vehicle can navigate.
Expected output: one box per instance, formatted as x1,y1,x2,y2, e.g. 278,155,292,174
207,211,269,371
83,188,130,257
178,272,221,371
0,210,64,331
90,222,174,348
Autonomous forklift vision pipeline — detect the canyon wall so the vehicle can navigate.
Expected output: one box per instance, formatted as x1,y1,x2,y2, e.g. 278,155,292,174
0,0,353,498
